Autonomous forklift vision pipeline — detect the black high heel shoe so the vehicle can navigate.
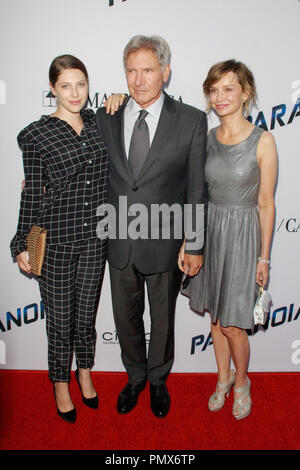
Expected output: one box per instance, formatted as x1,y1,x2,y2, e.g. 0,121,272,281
75,369,99,409
53,385,76,423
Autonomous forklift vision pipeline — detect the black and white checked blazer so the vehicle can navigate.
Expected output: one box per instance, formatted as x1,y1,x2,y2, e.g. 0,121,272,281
10,108,109,257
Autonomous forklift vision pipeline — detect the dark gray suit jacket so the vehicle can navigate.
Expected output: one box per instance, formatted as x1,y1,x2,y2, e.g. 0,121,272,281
96,93,207,274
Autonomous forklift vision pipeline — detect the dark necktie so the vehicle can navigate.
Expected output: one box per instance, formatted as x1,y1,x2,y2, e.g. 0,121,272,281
128,109,150,180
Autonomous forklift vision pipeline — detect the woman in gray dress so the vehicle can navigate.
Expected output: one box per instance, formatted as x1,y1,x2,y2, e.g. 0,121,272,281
179,60,277,420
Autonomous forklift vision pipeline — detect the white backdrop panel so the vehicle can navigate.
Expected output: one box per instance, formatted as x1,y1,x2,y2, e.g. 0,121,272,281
0,0,299,373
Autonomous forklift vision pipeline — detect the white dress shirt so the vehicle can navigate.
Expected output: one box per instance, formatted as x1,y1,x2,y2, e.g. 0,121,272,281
124,93,165,158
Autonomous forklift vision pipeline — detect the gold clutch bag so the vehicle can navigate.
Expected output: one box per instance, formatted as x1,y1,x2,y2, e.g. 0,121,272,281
26,225,47,276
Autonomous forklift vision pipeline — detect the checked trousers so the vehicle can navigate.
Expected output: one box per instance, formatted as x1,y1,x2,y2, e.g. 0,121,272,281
38,238,107,383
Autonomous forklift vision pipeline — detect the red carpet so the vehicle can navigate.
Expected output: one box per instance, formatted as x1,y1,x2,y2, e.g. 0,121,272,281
0,370,299,450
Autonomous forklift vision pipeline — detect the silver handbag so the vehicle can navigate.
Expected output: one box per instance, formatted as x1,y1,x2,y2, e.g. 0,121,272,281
253,284,272,325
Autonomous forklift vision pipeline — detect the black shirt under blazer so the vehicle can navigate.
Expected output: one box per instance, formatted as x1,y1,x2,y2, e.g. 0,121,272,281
96,93,207,275
11,109,109,257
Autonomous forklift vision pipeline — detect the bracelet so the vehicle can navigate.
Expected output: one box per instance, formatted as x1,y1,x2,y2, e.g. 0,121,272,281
258,257,270,264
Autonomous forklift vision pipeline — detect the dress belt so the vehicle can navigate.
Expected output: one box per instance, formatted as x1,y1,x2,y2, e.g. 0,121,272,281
209,199,257,209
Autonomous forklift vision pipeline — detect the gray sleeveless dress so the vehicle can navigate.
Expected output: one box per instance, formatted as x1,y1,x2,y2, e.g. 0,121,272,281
183,125,264,329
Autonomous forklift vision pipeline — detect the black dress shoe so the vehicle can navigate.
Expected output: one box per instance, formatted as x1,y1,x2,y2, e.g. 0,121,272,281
53,385,76,424
117,382,147,414
150,384,170,418
75,369,99,409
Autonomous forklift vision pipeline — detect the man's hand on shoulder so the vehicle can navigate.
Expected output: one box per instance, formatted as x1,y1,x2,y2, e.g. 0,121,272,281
104,93,127,115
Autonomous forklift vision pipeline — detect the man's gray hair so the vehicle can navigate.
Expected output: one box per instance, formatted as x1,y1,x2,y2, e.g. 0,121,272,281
123,35,171,71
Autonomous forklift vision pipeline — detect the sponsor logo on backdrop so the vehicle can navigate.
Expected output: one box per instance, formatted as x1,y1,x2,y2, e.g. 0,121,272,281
102,330,150,345
42,89,299,131
191,303,300,355
108,0,127,6
0,80,6,104
102,330,119,345
191,332,213,354
42,91,56,108
0,301,44,333
42,92,183,109
277,218,300,233
42,91,110,108
248,99,300,130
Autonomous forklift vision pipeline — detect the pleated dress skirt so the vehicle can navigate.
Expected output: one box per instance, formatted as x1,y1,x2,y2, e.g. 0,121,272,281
183,200,261,329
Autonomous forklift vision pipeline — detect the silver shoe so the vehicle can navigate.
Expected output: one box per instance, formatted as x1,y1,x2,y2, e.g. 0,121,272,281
232,376,252,420
208,370,236,412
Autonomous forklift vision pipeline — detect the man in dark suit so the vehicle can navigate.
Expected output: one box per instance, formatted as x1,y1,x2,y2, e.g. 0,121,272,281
96,35,207,418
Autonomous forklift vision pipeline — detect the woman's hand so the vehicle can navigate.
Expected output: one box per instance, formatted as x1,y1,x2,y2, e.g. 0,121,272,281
178,239,203,276
104,93,126,115
16,251,31,274
256,260,269,287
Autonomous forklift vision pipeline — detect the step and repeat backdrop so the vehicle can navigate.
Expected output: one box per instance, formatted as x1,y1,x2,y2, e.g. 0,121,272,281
0,0,299,373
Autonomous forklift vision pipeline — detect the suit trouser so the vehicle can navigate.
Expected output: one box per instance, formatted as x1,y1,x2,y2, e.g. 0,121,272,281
39,238,106,383
109,256,182,385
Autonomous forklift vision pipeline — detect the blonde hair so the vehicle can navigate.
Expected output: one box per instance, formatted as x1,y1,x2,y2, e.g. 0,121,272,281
203,59,257,116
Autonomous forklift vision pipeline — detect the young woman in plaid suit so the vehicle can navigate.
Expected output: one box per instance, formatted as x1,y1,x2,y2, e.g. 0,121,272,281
11,55,109,423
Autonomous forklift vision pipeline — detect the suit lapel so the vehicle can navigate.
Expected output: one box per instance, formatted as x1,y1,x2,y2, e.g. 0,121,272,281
137,93,176,180
111,98,134,183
